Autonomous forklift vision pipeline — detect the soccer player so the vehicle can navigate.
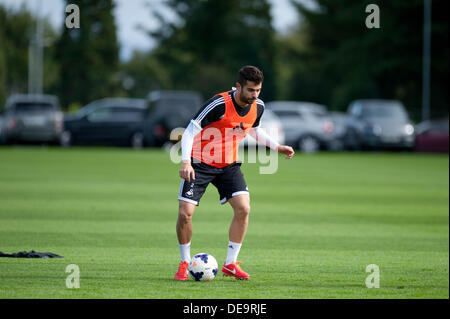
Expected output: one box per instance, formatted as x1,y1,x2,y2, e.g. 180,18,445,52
174,66,295,280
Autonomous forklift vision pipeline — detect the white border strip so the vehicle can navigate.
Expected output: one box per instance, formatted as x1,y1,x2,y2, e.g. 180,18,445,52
178,179,185,198
232,191,249,197
220,191,250,205
178,196,198,205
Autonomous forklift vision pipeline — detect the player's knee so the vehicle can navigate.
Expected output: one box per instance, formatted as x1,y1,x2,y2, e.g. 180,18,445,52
178,210,193,224
234,204,250,220
178,203,195,224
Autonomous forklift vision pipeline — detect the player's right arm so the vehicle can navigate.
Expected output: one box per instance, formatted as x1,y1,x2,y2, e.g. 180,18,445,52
179,120,200,182
179,95,225,182
179,161,195,182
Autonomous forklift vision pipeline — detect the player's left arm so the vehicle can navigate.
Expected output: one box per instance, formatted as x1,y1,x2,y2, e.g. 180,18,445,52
277,144,295,159
248,127,295,159
249,101,294,159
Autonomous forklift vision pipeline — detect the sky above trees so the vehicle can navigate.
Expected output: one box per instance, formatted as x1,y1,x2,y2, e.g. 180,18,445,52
1,0,304,61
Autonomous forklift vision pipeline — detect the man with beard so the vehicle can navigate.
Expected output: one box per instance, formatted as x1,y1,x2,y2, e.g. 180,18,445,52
174,66,295,281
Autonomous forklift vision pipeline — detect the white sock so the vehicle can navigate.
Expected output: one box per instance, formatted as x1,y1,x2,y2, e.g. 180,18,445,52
225,241,242,265
179,242,191,262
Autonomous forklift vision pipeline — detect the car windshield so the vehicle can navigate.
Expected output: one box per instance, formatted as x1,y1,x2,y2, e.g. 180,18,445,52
155,98,198,111
272,110,300,118
14,103,55,113
76,104,98,118
151,98,200,122
361,103,407,119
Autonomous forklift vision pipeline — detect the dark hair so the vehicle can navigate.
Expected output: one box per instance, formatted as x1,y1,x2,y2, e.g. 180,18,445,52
237,65,264,87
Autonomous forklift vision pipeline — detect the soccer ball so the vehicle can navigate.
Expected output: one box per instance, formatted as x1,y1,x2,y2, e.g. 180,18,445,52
188,253,218,282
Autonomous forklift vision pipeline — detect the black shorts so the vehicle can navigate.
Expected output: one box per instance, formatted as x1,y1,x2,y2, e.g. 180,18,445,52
178,160,249,206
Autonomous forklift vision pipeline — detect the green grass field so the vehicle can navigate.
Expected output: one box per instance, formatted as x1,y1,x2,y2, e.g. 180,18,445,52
0,146,448,299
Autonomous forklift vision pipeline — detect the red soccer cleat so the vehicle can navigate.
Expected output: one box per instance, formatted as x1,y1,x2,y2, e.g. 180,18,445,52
222,261,250,280
174,261,189,280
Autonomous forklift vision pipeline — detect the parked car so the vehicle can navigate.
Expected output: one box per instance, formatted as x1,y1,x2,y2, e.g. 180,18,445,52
344,99,415,150
266,101,336,153
62,98,149,148
415,118,449,153
241,109,285,148
0,94,63,144
144,90,203,147
328,111,350,151
0,113,4,142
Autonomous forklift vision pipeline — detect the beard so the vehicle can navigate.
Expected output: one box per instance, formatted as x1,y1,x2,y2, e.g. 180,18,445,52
243,96,256,104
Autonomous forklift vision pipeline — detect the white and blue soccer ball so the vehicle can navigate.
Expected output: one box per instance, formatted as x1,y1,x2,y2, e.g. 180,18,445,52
188,253,218,282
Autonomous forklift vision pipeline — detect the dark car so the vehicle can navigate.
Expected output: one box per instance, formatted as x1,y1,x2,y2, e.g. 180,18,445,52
344,99,415,150
329,111,350,151
0,114,4,141
415,119,449,153
0,94,63,144
62,98,148,148
144,90,203,147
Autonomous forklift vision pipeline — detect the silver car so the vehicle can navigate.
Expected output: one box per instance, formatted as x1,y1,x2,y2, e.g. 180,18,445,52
241,109,285,148
344,99,415,150
1,94,63,144
266,101,336,153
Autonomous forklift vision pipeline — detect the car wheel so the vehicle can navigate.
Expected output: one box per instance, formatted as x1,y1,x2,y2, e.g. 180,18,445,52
298,136,320,154
0,134,8,145
61,131,72,147
131,132,144,149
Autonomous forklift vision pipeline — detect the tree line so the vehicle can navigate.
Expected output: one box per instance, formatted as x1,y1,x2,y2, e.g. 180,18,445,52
0,0,447,122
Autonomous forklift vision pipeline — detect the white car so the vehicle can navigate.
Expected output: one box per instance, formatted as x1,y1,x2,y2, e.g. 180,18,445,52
1,94,63,145
267,101,336,153
241,109,285,148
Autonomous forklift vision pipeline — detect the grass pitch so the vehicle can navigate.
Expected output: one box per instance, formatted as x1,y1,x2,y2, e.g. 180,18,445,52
0,146,448,298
